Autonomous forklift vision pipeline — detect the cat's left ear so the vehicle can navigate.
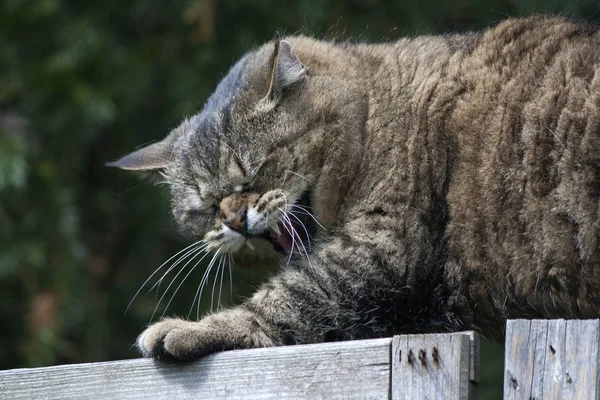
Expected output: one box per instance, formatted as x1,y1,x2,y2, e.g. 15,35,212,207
106,131,178,171
266,40,308,100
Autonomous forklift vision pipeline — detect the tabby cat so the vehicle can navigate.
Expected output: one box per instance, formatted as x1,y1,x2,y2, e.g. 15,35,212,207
109,15,600,361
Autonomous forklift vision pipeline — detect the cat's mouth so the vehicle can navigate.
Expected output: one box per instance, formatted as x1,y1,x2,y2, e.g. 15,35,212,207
266,191,316,254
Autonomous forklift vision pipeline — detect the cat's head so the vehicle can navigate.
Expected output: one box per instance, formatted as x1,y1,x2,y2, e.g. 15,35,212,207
109,39,366,261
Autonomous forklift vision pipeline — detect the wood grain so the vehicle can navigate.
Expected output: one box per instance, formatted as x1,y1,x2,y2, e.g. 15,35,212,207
0,333,480,400
504,319,600,400
0,338,392,400
391,332,477,400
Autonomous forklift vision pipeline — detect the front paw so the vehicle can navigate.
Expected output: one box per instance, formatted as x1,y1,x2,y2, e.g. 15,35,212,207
137,311,277,361
137,318,214,361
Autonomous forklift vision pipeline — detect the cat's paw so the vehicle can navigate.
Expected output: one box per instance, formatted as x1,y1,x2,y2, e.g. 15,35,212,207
247,189,288,234
136,310,277,361
137,318,216,361
254,189,287,213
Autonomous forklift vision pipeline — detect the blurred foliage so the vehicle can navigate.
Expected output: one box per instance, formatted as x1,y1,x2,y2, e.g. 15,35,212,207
2,0,599,397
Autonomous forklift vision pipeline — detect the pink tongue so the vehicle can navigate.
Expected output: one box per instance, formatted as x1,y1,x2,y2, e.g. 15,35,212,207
270,223,294,253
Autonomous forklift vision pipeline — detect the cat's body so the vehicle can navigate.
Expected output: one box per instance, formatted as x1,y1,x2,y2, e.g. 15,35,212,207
111,15,600,359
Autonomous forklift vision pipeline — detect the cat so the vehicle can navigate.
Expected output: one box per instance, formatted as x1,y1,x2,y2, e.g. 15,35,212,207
109,15,600,361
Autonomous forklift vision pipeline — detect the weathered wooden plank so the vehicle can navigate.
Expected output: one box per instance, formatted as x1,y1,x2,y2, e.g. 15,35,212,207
561,320,600,399
391,332,478,400
462,331,480,384
0,338,393,400
504,319,600,400
542,319,567,399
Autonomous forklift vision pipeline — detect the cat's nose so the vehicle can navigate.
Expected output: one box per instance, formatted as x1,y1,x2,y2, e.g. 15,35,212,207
221,210,247,234
219,195,248,235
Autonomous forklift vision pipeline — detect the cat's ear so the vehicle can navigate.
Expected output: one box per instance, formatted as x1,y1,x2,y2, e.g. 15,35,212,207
106,133,177,171
266,40,308,100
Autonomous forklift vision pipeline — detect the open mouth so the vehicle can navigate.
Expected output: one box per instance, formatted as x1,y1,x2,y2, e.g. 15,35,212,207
266,191,316,254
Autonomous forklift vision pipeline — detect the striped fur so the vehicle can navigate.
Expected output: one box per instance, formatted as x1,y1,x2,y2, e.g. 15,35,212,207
123,16,600,359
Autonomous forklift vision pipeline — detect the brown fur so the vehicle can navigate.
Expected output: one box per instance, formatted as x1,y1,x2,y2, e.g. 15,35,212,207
110,15,600,359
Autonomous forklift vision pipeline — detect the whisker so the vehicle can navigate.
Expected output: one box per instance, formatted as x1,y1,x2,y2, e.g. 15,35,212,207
290,223,314,272
279,194,315,272
280,192,289,214
151,242,209,293
151,242,208,294
150,247,208,322
279,195,296,266
188,246,222,319
217,254,226,310
287,211,312,250
228,253,234,299
161,248,213,319
288,204,326,231
279,207,314,273
278,211,297,267
211,255,225,312
125,240,205,314
195,246,224,319
284,170,313,184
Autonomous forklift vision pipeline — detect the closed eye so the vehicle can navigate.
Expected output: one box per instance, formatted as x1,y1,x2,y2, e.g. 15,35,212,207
196,193,218,213
248,158,268,186
204,201,219,216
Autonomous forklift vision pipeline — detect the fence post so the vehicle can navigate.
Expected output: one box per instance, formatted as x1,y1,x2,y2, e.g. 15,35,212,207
391,332,480,400
504,319,600,400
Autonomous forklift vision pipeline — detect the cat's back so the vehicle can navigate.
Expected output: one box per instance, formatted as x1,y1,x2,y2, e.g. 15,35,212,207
445,15,600,337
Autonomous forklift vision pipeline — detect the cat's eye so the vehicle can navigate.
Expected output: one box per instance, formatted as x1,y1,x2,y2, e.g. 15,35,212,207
201,195,219,215
198,203,218,218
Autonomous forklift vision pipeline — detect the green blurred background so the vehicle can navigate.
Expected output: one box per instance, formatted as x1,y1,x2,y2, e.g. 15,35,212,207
2,0,599,398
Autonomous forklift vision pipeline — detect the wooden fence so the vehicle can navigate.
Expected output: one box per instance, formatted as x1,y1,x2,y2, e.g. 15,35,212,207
0,320,598,399
0,332,479,399
504,319,600,400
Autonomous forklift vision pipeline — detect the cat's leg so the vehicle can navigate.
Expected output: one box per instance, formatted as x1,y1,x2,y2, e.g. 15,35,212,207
137,216,455,360
137,263,343,360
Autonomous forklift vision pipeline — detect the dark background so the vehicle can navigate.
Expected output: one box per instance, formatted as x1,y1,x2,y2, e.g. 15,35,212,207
2,0,599,398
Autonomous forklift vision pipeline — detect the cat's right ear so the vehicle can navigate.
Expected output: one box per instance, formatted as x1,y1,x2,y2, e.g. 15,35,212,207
105,134,175,171
265,40,308,101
